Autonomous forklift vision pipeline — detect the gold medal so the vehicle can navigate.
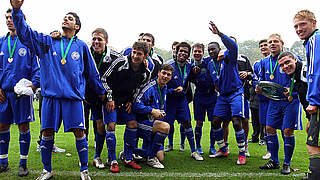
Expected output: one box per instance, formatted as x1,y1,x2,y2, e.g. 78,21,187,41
61,58,66,65
288,96,293,102
270,74,274,80
8,58,13,63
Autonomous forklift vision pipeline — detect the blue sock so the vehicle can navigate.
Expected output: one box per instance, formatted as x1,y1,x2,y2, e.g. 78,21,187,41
284,135,295,165
19,129,31,166
124,127,137,161
267,133,279,164
41,135,54,172
94,132,105,159
0,130,10,165
76,136,88,171
185,127,196,153
168,124,174,146
235,129,246,156
195,125,202,149
106,130,116,161
148,132,167,158
212,128,226,152
180,125,186,146
210,128,215,150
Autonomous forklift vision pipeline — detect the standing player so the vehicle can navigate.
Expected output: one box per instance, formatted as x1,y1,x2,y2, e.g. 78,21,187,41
257,34,302,174
132,64,173,168
189,43,217,155
207,21,247,165
164,42,203,161
0,8,40,177
10,1,106,179
101,41,151,170
293,9,320,179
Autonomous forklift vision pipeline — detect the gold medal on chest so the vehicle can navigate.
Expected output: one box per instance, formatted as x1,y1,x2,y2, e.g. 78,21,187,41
61,58,66,65
270,74,274,80
288,96,293,102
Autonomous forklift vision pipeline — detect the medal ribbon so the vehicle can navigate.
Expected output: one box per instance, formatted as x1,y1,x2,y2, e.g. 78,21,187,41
177,64,186,84
212,60,221,77
61,36,75,60
8,35,18,59
269,56,278,78
289,73,295,98
93,51,106,69
157,84,164,109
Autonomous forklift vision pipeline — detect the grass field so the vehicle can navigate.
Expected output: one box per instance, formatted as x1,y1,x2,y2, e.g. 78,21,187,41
0,101,309,179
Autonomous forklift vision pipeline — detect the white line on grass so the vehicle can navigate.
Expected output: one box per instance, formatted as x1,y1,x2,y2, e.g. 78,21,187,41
29,170,305,177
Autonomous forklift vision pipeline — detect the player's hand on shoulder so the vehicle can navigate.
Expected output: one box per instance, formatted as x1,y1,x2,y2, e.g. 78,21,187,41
50,30,62,40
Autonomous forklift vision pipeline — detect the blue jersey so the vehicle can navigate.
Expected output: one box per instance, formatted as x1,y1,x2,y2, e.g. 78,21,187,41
208,34,243,96
190,57,216,103
133,80,167,121
259,55,298,100
0,34,40,91
304,30,320,106
12,9,105,100
165,59,192,98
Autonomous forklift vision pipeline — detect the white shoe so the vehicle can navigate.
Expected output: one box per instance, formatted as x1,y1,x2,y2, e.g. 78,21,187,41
179,144,185,152
36,169,53,180
262,151,271,160
245,147,250,157
133,153,143,161
191,152,204,161
93,157,105,169
52,144,66,153
147,157,164,169
80,170,91,180
118,150,124,161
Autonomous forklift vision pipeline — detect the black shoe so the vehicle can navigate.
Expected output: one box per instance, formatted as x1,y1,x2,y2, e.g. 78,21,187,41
248,138,259,143
281,164,291,175
0,164,8,173
259,140,266,146
18,164,29,177
259,160,280,169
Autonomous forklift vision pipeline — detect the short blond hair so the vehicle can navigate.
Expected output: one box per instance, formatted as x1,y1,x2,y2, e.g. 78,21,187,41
268,34,284,43
294,9,316,22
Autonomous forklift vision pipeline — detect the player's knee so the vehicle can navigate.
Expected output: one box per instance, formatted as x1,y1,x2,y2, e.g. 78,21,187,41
232,116,242,131
196,121,203,127
126,120,137,128
283,128,294,137
212,117,222,129
0,123,10,131
154,121,170,133
266,126,276,134
42,128,54,137
72,128,85,138
182,120,191,129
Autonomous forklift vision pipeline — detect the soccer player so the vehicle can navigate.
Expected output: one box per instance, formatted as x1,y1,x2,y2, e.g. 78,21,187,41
101,41,152,170
0,8,40,177
132,64,173,168
164,42,203,161
257,34,302,174
189,43,217,155
10,1,106,179
87,28,122,173
293,9,320,179
207,21,247,165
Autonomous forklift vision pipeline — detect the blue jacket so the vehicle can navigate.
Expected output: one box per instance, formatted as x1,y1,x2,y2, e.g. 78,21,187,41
304,30,320,106
208,34,243,96
189,57,217,103
132,79,167,121
165,59,192,99
12,9,105,100
0,33,40,91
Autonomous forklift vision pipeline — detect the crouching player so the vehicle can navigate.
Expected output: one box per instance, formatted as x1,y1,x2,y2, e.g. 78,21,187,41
132,64,173,169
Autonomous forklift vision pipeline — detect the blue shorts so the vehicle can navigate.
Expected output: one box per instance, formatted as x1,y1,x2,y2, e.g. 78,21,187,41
259,99,269,125
266,98,303,130
0,91,35,125
193,97,216,122
213,89,245,120
84,102,103,120
137,120,154,142
244,99,249,119
164,96,191,125
41,97,85,132
103,106,136,125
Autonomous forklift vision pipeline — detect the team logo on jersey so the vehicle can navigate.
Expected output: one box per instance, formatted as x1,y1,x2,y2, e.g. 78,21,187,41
53,52,57,56
0,51,4,56
71,51,80,60
266,70,270,74
18,48,27,57
174,75,178,79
